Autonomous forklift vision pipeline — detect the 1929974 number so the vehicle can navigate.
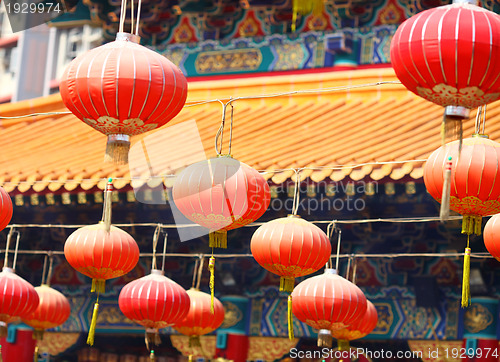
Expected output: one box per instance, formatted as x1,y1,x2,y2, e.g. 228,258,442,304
4,2,61,14
444,347,499,359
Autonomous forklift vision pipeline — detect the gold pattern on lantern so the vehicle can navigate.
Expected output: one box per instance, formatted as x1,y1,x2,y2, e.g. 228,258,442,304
83,117,158,136
264,264,315,278
417,84,500,109
304,319,348,330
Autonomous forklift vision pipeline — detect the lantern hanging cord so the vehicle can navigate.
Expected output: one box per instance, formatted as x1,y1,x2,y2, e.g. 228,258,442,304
326,221,335,270
135,0,142,36
335,228,342,271
41,254,48,285
191,258,200,289
3,228,14,269
151,225,160,270
474,105,487,134
0,81,402,121
195,256,204,290
119,0,127,33
228,101,234,156
11,230,20,270
161,232,168,272
291,169,302,216
46,252,54,286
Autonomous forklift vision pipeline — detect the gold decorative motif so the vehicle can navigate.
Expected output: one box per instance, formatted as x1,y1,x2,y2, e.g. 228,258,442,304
417,84,500,109
306,13,328,31
371,303,392,334
464,303,494,334
435,196,500,216
170,335,216,358
247,337,299,361
190,213,255,231
274,43,305,71
38,332,80,356
174,22,195,43
83,116,158,136
331,329,365,341
195,49,262,74
220,301,243,329
262,263,315,278
239,16,260,37
379,3,401,24
305,319,347,330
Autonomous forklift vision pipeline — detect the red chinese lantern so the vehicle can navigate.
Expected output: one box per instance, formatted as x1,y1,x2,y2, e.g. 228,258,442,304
173,288,225,358
59,32,188,164
251,215,331,339
424,135,500,307
0,187,12,232
291,269,367,347
172,155,270,249
118,269,191,349
391,3,500,109
251,215,331,293
0,267,39,335
331,300,378,350
483,214,500,261
64,181,140,345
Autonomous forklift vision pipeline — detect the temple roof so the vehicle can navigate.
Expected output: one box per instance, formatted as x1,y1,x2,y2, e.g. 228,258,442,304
0,66,497,194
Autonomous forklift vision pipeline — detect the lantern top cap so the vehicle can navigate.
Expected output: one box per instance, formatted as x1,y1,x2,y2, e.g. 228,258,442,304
324,268,338,275
150,269,165,276
472,133,489,139
116,32,141,44
1,267,13,273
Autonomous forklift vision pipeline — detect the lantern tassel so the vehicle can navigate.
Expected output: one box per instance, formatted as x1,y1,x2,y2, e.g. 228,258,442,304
0,325,6,338
440,156,452,221
280,276,295,293
87,301,99,346
209,231,227,249
91,279,106,294
150,350,155,362
209,256,215,313
104,134,130,165
288,295,294,340
189,335,201,348
462,215,482,236
317,329,333,347
188,355,193,362
33,329,44,341
145,329,161,350
34,345,39,362
462,242,471,308
338,339,350,351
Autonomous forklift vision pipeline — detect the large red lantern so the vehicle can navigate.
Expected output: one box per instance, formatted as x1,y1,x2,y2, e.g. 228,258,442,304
119,269,190,349
173,288,225,357
0,187,12,232
59,32,188,164
391,3,500,109
291,269,367,347
172,155,270,249
0,267,39,335
64,181,140,345
250,215,331,293
424,135,500,307
331,300,378,349
483,214,500,261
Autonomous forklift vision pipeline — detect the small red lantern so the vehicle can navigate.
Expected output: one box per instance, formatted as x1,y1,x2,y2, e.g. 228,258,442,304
0,186,12,232
331,300,378,349
59,32,188,164
391,3,500,108
291,269,367,347
424,135,500,307
0,267,39,335
483,214,500,261
173,288,225,354
22,285,71,337
172,155,270,249
119,269,191,349
251,215,331,293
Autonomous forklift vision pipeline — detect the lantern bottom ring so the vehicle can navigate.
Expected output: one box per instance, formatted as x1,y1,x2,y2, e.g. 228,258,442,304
105,134,130,165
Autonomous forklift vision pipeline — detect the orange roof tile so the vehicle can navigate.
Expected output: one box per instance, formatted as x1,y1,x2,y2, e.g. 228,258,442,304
1,67,498,194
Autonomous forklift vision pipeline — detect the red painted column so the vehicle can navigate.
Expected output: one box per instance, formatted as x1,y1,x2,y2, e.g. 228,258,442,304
0,325,36,362
216,334,249,362
461,339,499,362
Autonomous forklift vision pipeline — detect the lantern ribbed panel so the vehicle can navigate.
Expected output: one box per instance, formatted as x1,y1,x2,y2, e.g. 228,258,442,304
173,288,225,336
331,300,378,341
483,214,500,260
250,216,331,279
22,285,71,330
172,156,270,231
0,187,12,232
390,3,500,108
423,136,500,216
59,37,187,135
64,223,140,280
0,268,39,322
118,271,190,329
291,271,367,331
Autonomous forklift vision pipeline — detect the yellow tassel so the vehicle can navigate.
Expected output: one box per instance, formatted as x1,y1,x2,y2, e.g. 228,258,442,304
189,335,201,348
462,215,472,235
90,279,105,294
150,350,155,362
288,295,294,340
209,231,227,248
209,256,215,313
440,156,452,221
317,329,332,347
280,276,295,293
338,339,350,351
87,302,99,346
474,215,482,236
189,355,193,362
462,246,471,308
34,345,39,362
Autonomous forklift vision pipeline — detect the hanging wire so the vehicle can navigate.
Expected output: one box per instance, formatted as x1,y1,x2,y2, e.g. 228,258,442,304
130,0,134,35
227,101,234,155
46,252,54,286
352,256,358,284
161,233,168,272
481,105,487,134
11,231,20,271
475,106,483,134
291,169,302,216
191,258,200,289
335,228,342,271
215,100,227,155
41,254,48,285
135,0,142,35
119,0,127,33
151,225,161,270
195,256,205,290
346,255,352,281
326,221,335,270
3,228,13,269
